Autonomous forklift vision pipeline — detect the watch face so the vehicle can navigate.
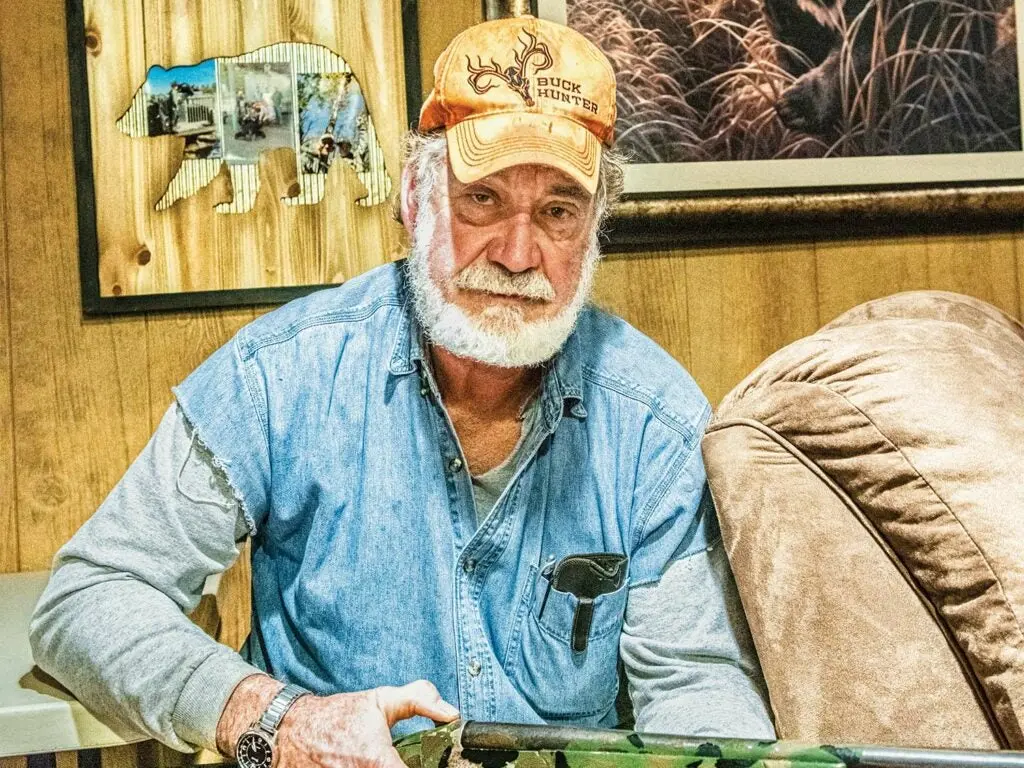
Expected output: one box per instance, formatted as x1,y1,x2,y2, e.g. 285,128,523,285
237,731,274,768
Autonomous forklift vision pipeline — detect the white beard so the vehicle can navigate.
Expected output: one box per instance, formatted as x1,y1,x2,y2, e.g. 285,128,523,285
407,199,601,369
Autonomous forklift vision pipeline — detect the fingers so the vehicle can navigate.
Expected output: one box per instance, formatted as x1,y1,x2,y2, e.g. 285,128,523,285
376,680,460,727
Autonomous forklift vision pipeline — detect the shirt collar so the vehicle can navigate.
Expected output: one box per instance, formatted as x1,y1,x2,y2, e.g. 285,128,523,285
387,261,418,376
540,327,587,428
387,295,419,376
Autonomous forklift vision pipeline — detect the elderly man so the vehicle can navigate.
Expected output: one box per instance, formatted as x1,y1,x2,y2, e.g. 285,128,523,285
31,14,773,768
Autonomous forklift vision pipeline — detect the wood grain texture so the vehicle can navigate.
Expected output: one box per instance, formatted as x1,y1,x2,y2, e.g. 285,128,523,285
98,745,137,768
0,757,28,768
1019,236,1024,319
685,244,820,405
135,740,189,767
924,232,1022,319
815,234,1024,328
814,237,931,325
87,0,149,298
54,751,79,768
90,0,409,298
2,0,152,570
417,0,482,97
0,47,17,574
592,252,691,369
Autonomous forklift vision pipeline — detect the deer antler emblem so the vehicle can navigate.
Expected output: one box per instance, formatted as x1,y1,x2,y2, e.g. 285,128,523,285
465,30,553,106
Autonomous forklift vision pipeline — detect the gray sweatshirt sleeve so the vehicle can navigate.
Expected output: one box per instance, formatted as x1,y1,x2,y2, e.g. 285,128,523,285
621,537,777,739
29,403,262,753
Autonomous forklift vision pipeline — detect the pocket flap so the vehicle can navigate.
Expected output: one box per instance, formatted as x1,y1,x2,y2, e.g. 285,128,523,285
536,567,628,644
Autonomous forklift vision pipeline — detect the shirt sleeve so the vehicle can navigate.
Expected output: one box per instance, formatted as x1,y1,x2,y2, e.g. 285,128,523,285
620,490,777,739
29,403,262,753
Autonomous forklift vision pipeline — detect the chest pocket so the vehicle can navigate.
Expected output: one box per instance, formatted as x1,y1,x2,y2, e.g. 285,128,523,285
504,556,629,721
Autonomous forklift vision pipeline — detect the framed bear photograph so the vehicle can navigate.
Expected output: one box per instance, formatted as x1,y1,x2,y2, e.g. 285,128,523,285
524,0,1024,248
67,0,421,313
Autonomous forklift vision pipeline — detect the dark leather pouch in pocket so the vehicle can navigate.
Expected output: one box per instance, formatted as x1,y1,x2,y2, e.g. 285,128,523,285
541,553,627,653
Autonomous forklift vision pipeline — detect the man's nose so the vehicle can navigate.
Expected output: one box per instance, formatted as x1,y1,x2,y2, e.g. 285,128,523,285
488,213,542,273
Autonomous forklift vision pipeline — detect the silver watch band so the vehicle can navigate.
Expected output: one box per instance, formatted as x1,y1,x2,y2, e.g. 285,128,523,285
258,683,310,735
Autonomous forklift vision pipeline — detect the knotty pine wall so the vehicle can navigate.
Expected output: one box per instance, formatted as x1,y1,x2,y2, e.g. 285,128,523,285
1,0,1022,591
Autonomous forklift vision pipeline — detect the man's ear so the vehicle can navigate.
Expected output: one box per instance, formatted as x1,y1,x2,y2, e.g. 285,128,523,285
400,162,417,239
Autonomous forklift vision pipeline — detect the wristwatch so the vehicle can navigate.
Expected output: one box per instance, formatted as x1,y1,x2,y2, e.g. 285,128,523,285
235,682,311,768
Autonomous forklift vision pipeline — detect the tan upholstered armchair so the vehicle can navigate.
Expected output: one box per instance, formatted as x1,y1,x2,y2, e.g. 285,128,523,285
702,291,1024,750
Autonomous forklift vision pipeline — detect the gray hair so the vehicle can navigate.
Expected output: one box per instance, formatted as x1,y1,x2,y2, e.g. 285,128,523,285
400,130,625,230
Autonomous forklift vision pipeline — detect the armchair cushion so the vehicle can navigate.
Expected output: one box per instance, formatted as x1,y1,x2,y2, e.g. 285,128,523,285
703,291,1024,748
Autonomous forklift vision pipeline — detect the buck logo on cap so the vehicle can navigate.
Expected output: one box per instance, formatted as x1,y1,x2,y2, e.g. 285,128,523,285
419,15,617,195
466,31,553,107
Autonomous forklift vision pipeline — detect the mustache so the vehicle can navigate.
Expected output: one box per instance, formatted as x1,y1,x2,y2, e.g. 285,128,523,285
451,261,556,302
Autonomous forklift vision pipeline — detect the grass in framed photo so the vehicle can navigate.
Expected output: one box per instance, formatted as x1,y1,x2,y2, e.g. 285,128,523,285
536,0,1024,198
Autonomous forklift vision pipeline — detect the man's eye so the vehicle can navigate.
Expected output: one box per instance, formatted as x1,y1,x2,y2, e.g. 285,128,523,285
470,192,493,205
547,205,574,220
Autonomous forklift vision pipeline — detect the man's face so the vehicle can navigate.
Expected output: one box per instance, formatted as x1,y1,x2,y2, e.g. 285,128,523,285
406,153,602,369
435,163,596,328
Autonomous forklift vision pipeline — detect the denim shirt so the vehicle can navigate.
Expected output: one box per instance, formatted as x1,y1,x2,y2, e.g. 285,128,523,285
173,261,715,737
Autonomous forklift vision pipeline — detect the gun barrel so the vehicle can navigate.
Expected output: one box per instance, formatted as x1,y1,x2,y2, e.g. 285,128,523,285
458,721,1024,768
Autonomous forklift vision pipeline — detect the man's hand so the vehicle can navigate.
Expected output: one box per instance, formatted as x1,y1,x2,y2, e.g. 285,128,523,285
216,674,459,767
277,681,459,768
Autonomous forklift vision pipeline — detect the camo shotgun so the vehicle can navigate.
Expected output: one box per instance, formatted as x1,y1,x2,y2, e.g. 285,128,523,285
395,721,1024,768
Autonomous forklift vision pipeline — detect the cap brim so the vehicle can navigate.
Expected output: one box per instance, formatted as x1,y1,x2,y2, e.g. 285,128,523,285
447,112,602,196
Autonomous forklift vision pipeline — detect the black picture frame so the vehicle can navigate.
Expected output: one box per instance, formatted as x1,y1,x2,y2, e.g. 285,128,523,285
67,0,422,314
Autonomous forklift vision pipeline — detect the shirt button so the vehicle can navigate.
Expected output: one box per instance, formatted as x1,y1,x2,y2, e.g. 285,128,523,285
463,559,476,573
448,457,463,473
468,659,482,677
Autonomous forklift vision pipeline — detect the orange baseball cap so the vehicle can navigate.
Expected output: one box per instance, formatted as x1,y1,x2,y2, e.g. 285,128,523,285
419,15,616,195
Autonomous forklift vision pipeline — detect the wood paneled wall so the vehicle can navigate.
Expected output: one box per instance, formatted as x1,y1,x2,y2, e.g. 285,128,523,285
1,0,1022,578
591,235,1024,406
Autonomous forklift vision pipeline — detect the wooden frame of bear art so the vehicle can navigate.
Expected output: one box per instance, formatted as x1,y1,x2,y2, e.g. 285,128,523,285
67,0,421,314
489,0,1024,251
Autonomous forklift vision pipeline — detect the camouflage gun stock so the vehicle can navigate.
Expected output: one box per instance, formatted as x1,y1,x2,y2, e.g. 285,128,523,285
394,721,1024,768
